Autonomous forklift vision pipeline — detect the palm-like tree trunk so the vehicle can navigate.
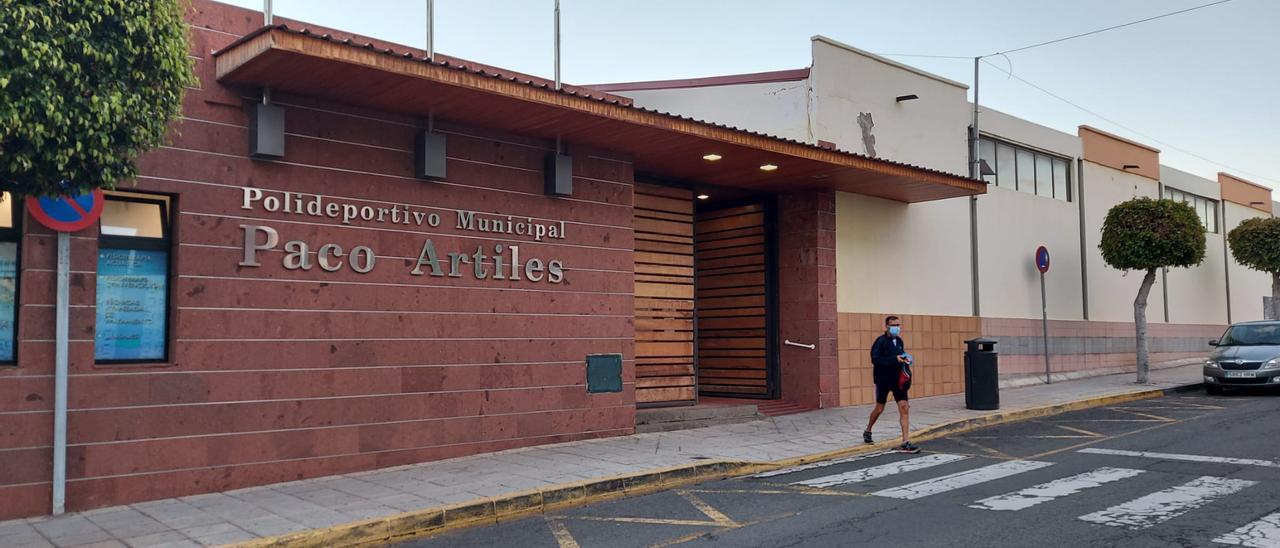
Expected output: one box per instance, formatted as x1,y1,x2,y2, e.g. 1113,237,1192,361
1133,268,1158,384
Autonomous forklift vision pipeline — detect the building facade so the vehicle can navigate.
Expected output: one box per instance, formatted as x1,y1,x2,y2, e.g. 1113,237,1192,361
597,35,1278,404
1,2,1273,519
0,1,994,518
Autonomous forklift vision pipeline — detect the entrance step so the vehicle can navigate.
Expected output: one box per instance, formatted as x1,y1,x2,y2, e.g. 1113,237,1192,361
756,400,811,417
635,402,762,433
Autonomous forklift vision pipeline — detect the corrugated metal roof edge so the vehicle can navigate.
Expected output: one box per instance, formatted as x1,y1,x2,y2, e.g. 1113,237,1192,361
213,24,980,185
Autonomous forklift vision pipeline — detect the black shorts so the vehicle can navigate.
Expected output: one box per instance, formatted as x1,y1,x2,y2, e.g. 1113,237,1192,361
875,381,910,404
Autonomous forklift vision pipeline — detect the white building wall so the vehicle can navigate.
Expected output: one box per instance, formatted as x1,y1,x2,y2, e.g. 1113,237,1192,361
1082,161,1167,323
1159,166,1228,325
836,192,972,316
808,36,969,173
619,80,812,143
975,108,1084,320
811,37,974,316
977,187,1084,320
1225,201,1274,322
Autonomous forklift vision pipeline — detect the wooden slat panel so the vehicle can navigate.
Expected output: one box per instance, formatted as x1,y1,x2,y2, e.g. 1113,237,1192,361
636,386,696,404
695,203,770,397
634,183,697,407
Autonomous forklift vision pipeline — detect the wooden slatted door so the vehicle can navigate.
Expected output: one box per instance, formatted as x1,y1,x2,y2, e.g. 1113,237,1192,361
694,203,774,397
633,183,697,406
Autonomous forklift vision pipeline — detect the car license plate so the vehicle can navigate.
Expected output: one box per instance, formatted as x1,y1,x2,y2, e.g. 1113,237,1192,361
1225,371,1257,378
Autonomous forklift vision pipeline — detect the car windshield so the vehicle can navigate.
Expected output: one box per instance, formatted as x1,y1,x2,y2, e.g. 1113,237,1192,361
1219,324,1280,346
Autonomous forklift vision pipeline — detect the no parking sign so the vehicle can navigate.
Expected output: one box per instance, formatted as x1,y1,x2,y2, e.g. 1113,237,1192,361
26,189,105,233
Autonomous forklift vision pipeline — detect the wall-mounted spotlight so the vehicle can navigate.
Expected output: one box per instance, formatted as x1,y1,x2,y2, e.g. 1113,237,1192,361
696,194,710,200
895,94,919,102
414,130,447,180
759,164,779,172
703,153,722,162
545,140,573,196
249,99,285,159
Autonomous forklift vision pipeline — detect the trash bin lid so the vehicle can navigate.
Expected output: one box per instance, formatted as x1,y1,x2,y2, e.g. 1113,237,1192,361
964,337,999,345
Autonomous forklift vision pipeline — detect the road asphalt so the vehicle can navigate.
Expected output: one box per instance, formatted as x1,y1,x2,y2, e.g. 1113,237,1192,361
402,388,1280,548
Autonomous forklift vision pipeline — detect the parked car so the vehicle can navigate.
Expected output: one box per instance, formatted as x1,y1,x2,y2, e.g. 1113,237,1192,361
1204,320,1280,394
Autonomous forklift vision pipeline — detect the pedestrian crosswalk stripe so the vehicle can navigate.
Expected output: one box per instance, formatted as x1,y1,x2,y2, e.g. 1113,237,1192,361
1078,476,1257,530
753,451,889,479
1213,512,1280,547
792,454,970,489
1079,448,1280,468
871,460,1053,500
968,467,1145,511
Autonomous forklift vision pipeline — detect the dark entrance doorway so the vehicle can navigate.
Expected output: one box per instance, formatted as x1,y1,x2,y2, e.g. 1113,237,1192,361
631,182,778,408
693,200,778,399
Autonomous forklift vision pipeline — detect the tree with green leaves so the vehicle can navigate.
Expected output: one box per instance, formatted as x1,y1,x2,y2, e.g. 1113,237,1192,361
1,0,194,197
1227,217,1280,321
1100,197,1206,384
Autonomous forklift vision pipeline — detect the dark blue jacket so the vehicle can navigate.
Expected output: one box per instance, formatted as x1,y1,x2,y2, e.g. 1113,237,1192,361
870,333,905,385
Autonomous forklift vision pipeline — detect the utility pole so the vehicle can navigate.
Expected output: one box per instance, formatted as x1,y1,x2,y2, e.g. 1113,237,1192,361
969,56,982,317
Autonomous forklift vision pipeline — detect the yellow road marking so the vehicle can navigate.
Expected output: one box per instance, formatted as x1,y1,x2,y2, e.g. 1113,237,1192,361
650,512,797,548
948,436,1015,459
1050,423,1104,437
1025,411,1212,460
552,515,721,527
677,490,737,526
548,519,581,548
1109,408,1175,422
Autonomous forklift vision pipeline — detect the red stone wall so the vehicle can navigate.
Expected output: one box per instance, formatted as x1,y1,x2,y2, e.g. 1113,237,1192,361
777,190,839,409
0,0,635,519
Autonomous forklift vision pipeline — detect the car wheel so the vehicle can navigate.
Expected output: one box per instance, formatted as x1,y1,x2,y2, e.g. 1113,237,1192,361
1205,384,1223,395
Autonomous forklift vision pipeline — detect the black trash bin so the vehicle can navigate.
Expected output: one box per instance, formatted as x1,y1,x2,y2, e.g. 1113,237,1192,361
964,338,999,410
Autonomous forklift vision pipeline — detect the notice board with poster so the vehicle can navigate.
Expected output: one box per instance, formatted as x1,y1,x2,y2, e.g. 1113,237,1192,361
94,249,168,361
0,242,15,361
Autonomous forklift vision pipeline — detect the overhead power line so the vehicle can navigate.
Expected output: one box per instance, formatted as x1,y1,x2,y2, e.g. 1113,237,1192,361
879,0,1235,60
988,0,1233,56
980,59,1278,187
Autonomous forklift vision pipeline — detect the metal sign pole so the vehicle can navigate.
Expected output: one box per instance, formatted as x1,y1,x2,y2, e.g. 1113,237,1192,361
52,231,70,514
1040,270,1051,384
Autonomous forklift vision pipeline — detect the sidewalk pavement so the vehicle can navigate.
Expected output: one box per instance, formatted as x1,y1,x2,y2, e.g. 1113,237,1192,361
0,363,1204,548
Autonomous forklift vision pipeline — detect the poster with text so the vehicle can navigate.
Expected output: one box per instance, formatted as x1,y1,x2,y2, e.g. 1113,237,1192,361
0,242,15,361
95,249,167,361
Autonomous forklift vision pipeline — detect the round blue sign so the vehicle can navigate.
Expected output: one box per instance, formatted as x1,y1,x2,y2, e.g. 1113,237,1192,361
26,188,105,233
1035,246,1051,274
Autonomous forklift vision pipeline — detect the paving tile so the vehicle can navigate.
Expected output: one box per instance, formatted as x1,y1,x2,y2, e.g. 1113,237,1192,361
121,531,199,548
67,541,128,548
179,523,256,547
236,516,306,538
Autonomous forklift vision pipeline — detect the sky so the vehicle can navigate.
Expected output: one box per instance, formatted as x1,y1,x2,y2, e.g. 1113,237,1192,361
220,0,1279,200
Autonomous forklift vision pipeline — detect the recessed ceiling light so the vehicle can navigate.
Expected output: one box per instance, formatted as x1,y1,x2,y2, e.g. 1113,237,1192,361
759,164,778,172
696,194,710,200
703,154,723,161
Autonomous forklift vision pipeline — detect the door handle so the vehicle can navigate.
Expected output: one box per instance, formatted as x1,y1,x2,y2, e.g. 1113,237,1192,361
784,339,815,350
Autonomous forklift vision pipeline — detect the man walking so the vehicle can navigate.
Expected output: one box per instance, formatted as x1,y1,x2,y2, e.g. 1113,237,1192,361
863,316,918,453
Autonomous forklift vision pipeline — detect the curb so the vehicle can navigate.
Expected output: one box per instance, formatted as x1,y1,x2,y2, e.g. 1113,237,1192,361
232,383,1197,547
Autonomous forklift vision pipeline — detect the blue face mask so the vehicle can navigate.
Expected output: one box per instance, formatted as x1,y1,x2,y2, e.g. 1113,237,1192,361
888,326,901,336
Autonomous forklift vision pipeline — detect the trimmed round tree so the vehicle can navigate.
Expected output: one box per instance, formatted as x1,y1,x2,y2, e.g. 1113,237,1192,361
1100,198,1206,384
1228,217,1280,321
1,0,193,197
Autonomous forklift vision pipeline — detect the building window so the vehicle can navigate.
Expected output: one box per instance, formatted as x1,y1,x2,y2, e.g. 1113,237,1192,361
0,193,18,364
1163,187,1219,233
95,192,172,363
979,137,1073,202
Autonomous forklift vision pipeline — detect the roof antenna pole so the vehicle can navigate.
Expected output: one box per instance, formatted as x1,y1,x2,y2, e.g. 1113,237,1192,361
426,0,435,61
554,0,561,90
263,0,273,104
